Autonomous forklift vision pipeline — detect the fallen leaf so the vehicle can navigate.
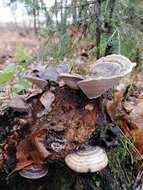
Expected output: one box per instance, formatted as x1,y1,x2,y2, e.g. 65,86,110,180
119,115,131,136
106,91,123,121
129,101,143,129
68,25,82,40
123,101,135,113
106,100,115,121
15,128,49,172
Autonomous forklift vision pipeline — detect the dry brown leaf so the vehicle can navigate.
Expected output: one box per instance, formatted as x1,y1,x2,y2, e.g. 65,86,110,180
123,101,135,113
129,101,143,129
106,91,123,121
15,128,48,172
130,129,143,143
129,129,143,160
106,100,115,122
68,25,82,40
119,115,131,136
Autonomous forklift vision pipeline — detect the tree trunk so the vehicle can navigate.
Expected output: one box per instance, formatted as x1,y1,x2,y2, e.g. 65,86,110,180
104,0,116,56
33,0,38,35
72,0,78,24
95,0,101,59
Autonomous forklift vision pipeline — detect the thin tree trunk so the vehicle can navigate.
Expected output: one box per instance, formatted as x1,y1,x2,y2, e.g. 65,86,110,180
54,0,58,27
72,0,78,24
33,0,38,35
40,0,52,27
95,0,101,59
104,0,116,55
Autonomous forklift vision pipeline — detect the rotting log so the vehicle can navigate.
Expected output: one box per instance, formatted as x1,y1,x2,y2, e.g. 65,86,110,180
0,86,136,190
0,54,139,190
0,85,107,190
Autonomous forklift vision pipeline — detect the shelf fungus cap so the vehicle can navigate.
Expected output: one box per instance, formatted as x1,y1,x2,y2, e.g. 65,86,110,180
59,73,84,89
7,96,29,112
19,164,48,179
65,146,108,173
24,75,48,90
78,54,136,99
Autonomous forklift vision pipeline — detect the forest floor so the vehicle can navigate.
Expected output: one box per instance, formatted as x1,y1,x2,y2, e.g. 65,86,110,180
0,24,38,70
0,24,143,190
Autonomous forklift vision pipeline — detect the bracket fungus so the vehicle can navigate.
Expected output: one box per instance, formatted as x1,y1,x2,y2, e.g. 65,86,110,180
65,146,108,173
19,164,48,179
78,54,136,99
59,73,84,89
24,62,70,90
24,75,48,90
7,96,29,112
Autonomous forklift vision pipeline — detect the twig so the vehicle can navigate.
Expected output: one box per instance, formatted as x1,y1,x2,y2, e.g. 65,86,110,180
133,171,143,190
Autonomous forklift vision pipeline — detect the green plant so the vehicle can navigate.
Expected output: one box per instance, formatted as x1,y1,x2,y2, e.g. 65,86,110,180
0,64,16,85
0,47,32,96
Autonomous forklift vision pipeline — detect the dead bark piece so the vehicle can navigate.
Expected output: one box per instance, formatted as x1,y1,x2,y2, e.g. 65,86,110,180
40,91,55,110
7,96,29,112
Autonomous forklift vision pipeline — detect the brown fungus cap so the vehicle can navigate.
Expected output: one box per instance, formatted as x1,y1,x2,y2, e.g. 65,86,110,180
7,96,29,112
24,75,48,90
78,54,136,99
65,146,108,173
59,73,84,89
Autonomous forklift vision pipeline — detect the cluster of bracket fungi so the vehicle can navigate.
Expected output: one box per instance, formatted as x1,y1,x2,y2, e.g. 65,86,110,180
5,54,135,179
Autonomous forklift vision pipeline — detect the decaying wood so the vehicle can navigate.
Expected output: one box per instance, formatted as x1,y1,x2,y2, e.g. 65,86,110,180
0,56,140,190
23,87,98,160
0,86,99,173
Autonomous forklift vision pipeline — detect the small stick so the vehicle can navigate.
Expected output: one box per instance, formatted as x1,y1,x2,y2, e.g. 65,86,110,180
132,171,143,190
